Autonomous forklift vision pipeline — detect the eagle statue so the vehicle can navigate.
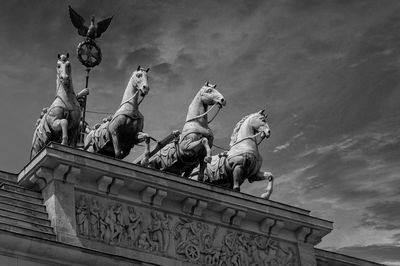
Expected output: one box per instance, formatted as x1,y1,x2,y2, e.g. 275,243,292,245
68,5,113,41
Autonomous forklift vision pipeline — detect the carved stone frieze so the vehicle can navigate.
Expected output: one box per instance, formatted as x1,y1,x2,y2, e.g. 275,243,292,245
75,192,299,265
174,217,298,265
75,192,172,254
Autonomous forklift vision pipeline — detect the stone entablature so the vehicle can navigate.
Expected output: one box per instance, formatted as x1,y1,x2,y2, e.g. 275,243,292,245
75,191,298,265
17,143,333,265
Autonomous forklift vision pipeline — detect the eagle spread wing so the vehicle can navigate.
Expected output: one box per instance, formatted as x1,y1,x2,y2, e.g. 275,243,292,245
68,5,88,37
96,16,113,38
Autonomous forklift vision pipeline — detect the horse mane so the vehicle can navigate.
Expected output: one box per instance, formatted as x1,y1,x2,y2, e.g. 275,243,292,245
230,113,256,147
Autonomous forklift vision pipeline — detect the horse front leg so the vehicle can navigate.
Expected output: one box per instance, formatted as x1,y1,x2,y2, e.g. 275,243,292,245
111,131,122,159
181,137,211,163
137,132,151,167
83,131,94,150
200,138,212,163
69,126,80,147
197,160,206,182
260,172,274,199
52,118,68,145
232,166,244,192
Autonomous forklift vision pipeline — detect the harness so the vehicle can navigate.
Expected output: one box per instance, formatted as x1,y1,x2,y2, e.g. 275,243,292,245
111,89,145,123
47,73,80,119
230,131,264,148
185,103,221,123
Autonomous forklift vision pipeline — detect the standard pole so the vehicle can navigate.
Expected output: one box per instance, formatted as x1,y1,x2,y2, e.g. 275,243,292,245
79,68,91,145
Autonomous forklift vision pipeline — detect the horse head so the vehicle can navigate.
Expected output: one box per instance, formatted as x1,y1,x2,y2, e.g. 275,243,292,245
199,81,226,108
131,65,150,97
251,109,270,139
230,110,270,148
57,53,71,86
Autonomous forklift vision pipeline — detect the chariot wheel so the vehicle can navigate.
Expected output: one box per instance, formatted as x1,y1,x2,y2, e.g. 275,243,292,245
185,243,200,262
77,40,102,68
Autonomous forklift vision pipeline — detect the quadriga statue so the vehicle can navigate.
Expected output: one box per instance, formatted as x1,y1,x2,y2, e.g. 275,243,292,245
191,110,274,199
84,66,151,159
30,53,88,159
148,82,226,180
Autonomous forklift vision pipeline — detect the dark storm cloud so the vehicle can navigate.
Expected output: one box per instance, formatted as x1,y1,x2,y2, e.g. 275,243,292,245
122,47,161,68
179,19,199,33
151,63,184,92
391,233,400,243
360,201,400,230
175,51,197,68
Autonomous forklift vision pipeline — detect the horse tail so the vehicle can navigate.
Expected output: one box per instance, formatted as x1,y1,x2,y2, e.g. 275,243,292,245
83,128,95,150
30,108,49,159
34,108,48,128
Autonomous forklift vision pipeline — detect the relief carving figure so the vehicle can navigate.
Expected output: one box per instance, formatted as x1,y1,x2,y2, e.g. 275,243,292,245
149,211,162,252
160,212,171,252
89,198,100,239
138,231,153,251
126,206,142,248
31,54,88,158
191,110,274,198
99,206,107,241
76,196,89,236
148,82,226,180
103,205,113,243
281,247,296,266
147,211,171,252
84,66,151,159
112,204,124,244
202,229,220,265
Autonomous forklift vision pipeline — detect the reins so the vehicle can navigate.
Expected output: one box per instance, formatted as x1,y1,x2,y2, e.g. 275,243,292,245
185,103,221,123
50,73,78,113
230,132,264,148
119,90,139,107
118,90,147,108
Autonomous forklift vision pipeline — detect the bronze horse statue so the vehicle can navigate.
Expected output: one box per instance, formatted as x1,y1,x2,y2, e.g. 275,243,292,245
84,66,151,159
31,54,88,159
191,110,274,199
148,82,226,180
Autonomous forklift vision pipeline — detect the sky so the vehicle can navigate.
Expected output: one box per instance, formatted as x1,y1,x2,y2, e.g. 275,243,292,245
0,0,399,264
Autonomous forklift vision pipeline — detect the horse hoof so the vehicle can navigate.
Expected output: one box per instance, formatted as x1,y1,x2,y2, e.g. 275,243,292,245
204,156,212,163
233,187,240,192
141,159,149,167
261,192,271,199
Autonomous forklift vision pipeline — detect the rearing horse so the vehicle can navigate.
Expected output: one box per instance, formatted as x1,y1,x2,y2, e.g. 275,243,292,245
84,66,151,159
148,82,226,179
192,110,274,198
30,54,88,159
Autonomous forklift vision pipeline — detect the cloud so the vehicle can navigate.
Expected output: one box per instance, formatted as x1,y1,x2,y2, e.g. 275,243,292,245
360,201,400,230
273,142,290,152
273,132,303,152
151,62,184,92
121,46,161,69
392,233,400,243
332,244,400,265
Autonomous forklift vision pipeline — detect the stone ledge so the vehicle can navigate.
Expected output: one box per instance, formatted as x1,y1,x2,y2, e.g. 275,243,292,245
315,248,385,266
17,143,333,245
